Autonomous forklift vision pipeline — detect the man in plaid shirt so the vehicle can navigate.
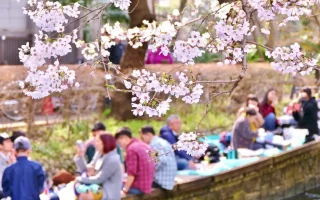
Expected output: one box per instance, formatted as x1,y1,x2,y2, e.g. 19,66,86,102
140,125,177,190
115,128,155,196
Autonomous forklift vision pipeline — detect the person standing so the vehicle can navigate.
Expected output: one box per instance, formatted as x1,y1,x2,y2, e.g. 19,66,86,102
115,128,155,196
140,125,177,190
293,88,319,143
2,137,45,200
0,133,14,199
160,115,196,170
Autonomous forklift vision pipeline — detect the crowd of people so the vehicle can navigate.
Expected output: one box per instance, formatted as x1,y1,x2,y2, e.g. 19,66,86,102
231,87,319,155
0,87,318,200
72,115,197,200
0,115,210,200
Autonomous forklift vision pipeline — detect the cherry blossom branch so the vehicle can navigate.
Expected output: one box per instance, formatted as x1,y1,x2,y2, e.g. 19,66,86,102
247,41,273,51
229,0,250,95
196,79,238,84
182,2,231,27
67,4,109,29
195,90,230,131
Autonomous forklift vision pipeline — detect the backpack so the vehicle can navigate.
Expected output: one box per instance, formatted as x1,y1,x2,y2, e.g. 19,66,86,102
198,145,220,164
219,131,232,147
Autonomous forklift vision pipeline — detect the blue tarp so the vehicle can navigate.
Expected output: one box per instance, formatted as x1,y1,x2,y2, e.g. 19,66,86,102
177,157,260,176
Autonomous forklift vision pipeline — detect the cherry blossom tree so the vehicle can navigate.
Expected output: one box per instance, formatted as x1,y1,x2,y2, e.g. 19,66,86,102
16,0,320,156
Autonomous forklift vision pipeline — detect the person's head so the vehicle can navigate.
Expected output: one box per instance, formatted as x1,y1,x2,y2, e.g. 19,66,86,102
246,94,259,107
115,128,133,149
245,108,257,123
114,38,121,43
14,136,31,156
0,133,13,152
140,125,155,144
263,89,277,105
92,122,106,137
11,131,26,143
95,133,116,155
167,115,182,133
301,88,312,100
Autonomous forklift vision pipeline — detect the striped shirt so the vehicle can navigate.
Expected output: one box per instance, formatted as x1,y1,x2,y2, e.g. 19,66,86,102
150,136,177,190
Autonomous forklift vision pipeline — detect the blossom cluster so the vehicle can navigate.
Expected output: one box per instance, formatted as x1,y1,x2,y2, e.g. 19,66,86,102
127,20,179,56
122,70,203,117
266,43,318,75
18,32,76,98
110,0,131,10
209,2,252,65
247,0,320,25
174,132,209,157
23,1,80,33
21,60,76,99
75,22,127,61
173,31,209,64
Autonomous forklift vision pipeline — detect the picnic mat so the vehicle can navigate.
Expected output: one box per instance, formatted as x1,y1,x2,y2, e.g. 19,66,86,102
177,157,260,176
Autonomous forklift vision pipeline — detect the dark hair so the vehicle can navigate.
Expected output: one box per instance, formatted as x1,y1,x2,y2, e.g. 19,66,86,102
246,94,259,106
302,88,312,98
92,122,106,132
262,88,277,105
245,108,257,116
11,131,26,142
99,134,116,154
16,149,28,153
141,125,155,135
115,128,132,139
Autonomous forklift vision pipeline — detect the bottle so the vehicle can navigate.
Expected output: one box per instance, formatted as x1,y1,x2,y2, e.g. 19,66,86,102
204,153,210,164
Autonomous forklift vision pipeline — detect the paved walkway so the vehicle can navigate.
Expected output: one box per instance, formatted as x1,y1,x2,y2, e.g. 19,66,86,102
0,114,90,130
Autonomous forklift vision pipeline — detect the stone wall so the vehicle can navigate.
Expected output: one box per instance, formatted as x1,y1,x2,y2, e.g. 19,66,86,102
123,140,320,200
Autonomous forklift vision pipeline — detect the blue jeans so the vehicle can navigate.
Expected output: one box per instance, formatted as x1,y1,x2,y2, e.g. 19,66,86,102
263,113,277,131
128,187,143,195
176,156,189,170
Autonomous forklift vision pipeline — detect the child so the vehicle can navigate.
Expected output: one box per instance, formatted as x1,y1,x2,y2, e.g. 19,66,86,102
2,136,45,200
74,166,103,200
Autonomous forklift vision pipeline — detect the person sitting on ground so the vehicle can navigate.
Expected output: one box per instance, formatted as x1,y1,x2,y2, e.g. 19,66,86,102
232,108,260,150
233,108,286,151
2,136,46,200
0,133,15,199
85,122,107,163
85,122,123,165
238,94,264,132
160,115,196,170
140,125,177,190
293,88,319,143
115,128,155,196
75,133,122,200
259,89,279,131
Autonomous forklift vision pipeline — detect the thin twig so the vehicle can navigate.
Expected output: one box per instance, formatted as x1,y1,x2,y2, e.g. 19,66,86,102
195,91,230,131
127,0,140,14
247,41,274,51
196,79,238,84
182,3,231,27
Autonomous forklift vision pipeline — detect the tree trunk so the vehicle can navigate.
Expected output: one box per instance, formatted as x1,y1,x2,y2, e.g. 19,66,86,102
179,0,188,13
110,0,154,120
266,22,278,49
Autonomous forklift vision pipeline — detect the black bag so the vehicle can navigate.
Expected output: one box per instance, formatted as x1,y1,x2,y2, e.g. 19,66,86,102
197,145,220,163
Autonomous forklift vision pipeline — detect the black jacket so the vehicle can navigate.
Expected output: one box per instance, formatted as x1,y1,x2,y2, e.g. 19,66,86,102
293,97,319,136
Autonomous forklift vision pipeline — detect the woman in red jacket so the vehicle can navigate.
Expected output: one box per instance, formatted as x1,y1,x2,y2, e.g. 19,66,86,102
260,89,278,131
